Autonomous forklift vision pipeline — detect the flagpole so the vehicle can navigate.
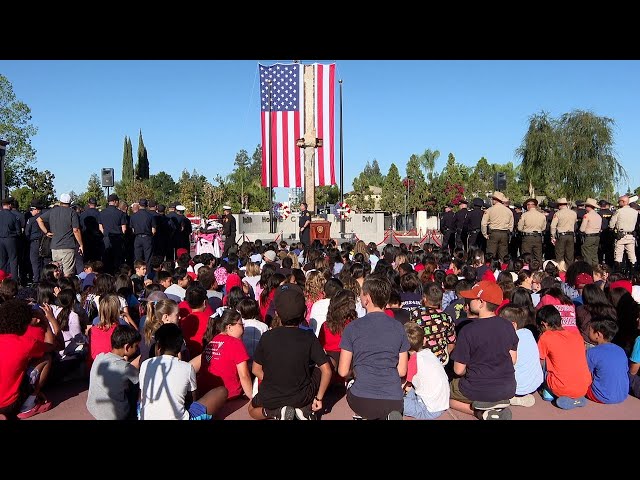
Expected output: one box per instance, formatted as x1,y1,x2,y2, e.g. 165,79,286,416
267,78,275,234
339,79,345,236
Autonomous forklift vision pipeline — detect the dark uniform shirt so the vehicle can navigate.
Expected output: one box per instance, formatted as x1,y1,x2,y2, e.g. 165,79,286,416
129,209,156,236
0,209,21,237
464,208,484,232
99,205,127,235
299,210,311,230
11,209,25,231
440,211,455,232
80,207,102,238
222,213,237,238
599,208,613,231
25,212,43,241
453,208,468,232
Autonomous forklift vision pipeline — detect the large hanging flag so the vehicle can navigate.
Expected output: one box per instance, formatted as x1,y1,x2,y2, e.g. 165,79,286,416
259,62,335,188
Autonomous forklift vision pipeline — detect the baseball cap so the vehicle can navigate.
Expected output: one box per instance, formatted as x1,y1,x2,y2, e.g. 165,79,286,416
148,199,157,207
59,193,72,204
1,198,12,205
264,250,277,262
157,204,166,213
273,284,306,322
176,205,186,211
139,291,169,302
459,280,504,305
138,198,148,207
87,197,97,205
574,273,594,289
108,193,119,202
29,199,44,209
176,248,189,258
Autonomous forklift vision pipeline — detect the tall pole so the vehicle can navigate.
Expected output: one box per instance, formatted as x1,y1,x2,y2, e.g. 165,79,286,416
339,79,344,235
405,180,408,232
267,79,275,233
0,140,8,199
303,65,316,215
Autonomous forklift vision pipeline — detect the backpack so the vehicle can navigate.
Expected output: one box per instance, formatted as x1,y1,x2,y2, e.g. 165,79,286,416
39,235,52,258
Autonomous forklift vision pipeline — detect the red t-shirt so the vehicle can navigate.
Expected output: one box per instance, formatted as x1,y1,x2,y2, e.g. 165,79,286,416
406,353,418,383
319,320,350,352
259,290,275,320
198,334,249,399
89,324,117,365
0,326,49,408
414,264,425,272
180,310,213,358
538,329,591,398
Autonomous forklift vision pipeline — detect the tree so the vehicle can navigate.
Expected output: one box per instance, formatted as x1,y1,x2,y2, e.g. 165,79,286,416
248,145,263,180
515,111,557,198
20,167,56,208
315,185,340,209
77,173,106,208
362,160,384,187
147,171,177,206
405,154,427,212
178,169,208,214
467,157,494,198
121,136,134,183
419,148,440,182
0,74,39,189
135,130,149,180
113,179,153,205
380,163,404,213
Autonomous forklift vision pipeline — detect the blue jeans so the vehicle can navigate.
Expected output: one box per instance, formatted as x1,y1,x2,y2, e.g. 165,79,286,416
403,389,445,420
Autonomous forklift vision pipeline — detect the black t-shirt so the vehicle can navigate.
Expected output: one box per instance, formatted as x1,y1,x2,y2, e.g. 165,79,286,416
299,211,311,229
253,326,328,409
99,205,127,235
39,206,80,249
451,315,518,402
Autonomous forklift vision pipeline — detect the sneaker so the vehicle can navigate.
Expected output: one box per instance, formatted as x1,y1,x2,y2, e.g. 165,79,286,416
345,379,355,389
556,396,587,410
16,399,52,419
472,400,511,411
352,415,364,420
386,410,403,420
539,388,554,402
265,406,295,420
295,404,318,420
480,407,512,420
510,394,536,407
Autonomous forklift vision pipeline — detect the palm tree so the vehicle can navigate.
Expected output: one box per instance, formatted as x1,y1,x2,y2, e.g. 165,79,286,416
419,148,440,182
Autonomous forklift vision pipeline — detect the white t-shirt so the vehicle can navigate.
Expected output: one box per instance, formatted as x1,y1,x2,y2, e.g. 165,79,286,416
309,298,331,337
164,284,187,302
632,285,640,304
413,348,451,413
515,328,544,396
243,275,261,294
139,355,197,420
242,318,268,359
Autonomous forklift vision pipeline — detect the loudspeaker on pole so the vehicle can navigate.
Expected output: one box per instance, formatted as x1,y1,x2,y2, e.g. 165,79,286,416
101,168,114,187
494,172,507,191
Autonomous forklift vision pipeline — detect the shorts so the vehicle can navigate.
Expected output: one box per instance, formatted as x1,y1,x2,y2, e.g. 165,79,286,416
449,377,472,404
346,389,403,420
189,401,212,420
403,389,445,420
52,249,76,276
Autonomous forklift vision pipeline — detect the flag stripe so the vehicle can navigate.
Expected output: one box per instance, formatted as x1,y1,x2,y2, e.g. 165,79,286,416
282,111,290,187
294,108,302,187
261,111,268,182
273,111,280,186
327,64,336,185
316,64,324,186
314,63,336,186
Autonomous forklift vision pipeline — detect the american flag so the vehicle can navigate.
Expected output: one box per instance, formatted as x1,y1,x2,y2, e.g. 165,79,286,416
259,63,335,188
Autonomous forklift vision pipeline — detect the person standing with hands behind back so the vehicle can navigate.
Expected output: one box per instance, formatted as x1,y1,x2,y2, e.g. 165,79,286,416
221,205,236,259
299,202,311,248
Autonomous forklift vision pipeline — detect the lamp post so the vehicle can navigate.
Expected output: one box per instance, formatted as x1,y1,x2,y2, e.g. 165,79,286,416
0,140,8,199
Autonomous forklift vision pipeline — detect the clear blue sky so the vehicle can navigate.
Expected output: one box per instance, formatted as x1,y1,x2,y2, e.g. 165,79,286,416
2,60,640,202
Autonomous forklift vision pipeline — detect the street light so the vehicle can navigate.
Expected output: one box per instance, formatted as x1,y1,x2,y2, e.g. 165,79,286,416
0,140,8,199
403,177,415,232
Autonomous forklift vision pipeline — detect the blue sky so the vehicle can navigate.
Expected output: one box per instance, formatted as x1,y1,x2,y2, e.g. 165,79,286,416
2,60,640,202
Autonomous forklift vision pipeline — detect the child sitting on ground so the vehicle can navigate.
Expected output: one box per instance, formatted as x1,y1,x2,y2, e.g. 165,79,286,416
86,325,141,420
499,306,543,407
402,322,450,420
586,316,629,404
139,323,228,420
536,305,591,410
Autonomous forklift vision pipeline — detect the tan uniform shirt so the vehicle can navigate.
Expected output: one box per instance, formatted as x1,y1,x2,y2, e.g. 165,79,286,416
481,202,514,237
550,207,578,237
518,209,547,233
610,205,639,233
580,210,603,234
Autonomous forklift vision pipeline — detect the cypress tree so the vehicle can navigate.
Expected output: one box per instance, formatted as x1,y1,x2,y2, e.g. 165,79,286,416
122,135,134,182
135,129,150,180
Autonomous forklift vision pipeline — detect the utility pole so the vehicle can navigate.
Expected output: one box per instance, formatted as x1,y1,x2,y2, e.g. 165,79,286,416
302,65,316,215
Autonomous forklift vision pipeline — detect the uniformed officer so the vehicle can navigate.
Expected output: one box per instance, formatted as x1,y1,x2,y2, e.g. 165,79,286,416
481,191,514,261
579,198,602,267
129,198,156,265
99,193,127,273
510,203,523,259
543,201,557,263
152,204,171,260
24,199,45,283
464,198,485,251
174,204,192,256
165,202,180,259
609,194,639,272
0,197,22,279
598,199,614,266
574,200,586,260
439,204,455,254
299,202,311,247
550,197,578,272
453,199,468,251
8,197,26,284
221,204,237,259
517,198,546,264
79,197,103,263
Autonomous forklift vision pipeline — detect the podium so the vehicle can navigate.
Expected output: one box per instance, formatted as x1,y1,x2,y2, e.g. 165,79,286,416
310,220,332,245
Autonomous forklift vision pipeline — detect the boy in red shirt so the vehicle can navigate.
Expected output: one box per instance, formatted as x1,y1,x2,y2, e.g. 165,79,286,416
180,284,214,358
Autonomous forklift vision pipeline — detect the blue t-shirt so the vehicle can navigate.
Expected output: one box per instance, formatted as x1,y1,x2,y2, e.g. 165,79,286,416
630,336,640,364
340,311,410,401
515,328,544,395
451,316,518,402
586,342,629,404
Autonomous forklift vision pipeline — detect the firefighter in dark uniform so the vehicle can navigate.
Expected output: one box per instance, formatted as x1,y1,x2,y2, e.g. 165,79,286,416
574,200,586,260
453,199,468,252
510,203,523,259
440,204,455,254
25,199,45,283
299,202,311,248
129,198,156,265
543,201,556,263
8,198,26,284
598,199,614,266
0,197,21,280
174,205,192,256
165,202,180,260
465,198,485,252
222,205,237,259
152,204,171,260
79,197,103,263
99,194,128,273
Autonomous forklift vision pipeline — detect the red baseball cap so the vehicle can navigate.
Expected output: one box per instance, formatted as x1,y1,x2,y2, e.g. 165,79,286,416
459,280,504,305
574,273,594,289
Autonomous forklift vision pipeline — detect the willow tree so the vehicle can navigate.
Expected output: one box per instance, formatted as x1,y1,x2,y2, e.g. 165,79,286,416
516,110,625,200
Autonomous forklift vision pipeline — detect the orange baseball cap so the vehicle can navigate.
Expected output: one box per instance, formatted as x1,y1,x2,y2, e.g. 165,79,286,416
459,280,504,305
